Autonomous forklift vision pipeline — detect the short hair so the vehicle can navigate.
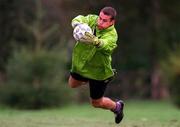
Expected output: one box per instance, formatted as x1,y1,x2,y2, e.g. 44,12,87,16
100,7,117,20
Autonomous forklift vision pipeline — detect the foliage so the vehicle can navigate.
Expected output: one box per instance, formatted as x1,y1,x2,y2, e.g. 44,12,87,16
0,0,21,71
161,47,180,108
1,0,180,100
0,0,61,71
0,49,72,109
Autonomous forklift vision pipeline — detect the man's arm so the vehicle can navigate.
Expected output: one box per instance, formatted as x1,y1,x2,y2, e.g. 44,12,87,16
81,32,104,47
71,15,87,28
82,31,118,54
97,32,118,54
71,14,98,28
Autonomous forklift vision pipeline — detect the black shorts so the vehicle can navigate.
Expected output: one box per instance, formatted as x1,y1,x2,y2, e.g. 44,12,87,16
70,72,113,99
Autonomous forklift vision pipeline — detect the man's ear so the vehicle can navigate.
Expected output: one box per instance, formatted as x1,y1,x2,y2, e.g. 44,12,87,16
111,19,115,25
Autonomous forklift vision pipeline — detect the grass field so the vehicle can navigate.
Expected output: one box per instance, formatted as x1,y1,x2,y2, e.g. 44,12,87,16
0,100,180,127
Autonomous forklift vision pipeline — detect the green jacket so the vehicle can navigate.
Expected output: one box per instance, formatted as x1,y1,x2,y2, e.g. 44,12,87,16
71,14,118,80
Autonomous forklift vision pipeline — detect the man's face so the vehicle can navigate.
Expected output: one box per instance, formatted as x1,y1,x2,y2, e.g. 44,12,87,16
97,12,115,30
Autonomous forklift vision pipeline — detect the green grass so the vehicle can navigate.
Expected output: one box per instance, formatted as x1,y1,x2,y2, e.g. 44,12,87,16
0,100,180,127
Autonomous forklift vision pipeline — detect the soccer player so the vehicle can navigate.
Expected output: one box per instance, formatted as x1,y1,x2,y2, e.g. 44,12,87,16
68,6,124,124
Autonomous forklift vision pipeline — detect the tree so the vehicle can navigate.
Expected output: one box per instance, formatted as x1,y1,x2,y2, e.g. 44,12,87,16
0,0,19,71
0,0,73,109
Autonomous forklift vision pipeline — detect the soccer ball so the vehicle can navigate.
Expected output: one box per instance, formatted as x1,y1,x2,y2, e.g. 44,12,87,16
73,24,93,41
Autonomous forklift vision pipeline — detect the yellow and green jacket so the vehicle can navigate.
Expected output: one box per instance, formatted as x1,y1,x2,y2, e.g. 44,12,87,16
71,14,118,80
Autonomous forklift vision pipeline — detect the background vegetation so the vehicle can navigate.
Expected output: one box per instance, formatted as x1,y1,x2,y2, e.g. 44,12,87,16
0,0,180,109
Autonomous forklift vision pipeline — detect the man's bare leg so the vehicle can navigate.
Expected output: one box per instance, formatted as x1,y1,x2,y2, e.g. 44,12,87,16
90,97,116,110
90,97,124,124
68,75,87,88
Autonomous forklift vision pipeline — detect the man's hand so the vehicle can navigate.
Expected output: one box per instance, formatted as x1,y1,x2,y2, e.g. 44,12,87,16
81,32,103,47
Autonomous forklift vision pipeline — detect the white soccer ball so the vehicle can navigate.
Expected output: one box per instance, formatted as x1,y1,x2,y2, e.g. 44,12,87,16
73,24,93,41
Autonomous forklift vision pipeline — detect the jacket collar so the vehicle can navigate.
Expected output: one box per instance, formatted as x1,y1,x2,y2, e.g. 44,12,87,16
96,25,114,33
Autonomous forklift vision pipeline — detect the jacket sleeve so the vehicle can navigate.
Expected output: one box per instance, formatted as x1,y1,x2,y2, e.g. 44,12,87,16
97,30,118,55
71,15,98,28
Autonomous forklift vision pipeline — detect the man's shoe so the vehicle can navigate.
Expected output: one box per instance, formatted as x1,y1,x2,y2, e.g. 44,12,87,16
113,100,124,124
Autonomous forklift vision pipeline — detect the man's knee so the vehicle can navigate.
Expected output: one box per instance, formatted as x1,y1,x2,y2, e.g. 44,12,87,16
68,82,77,88
68,79,77,88
91,98,103,108
68,76,82,88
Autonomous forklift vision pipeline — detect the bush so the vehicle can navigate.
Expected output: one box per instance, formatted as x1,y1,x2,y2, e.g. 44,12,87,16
0,49,72,109
161,49,180,108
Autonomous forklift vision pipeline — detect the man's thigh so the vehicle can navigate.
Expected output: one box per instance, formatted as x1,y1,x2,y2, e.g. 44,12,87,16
68,72,89,88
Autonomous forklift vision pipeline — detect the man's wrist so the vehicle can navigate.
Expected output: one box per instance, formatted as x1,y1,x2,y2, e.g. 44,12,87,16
93,39,104,48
